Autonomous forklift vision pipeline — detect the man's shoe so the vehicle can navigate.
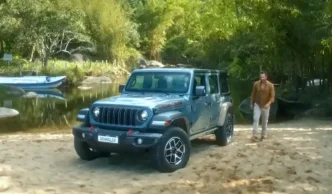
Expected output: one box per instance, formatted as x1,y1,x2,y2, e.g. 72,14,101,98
260,136,267,141
251,136,259,142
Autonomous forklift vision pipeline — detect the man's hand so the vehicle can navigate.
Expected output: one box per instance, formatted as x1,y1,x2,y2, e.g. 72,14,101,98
250,104,254,110
264,102,271,109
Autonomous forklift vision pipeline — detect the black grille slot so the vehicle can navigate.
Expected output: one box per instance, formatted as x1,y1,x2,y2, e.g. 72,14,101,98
96,107,141,126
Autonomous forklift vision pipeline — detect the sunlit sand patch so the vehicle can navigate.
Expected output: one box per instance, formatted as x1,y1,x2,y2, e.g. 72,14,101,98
314,127,332,130
285,182,327,192
221,177,275,191
236,126,332,131
245,143,259,147
0,134,72,142
282,137,318,142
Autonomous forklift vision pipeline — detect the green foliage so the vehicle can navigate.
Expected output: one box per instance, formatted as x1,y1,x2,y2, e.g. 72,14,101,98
0,0,92,66
1,0,332,92
78,0,139,64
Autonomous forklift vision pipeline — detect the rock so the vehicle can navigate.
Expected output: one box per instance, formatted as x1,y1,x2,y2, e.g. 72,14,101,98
23,92,38,98
176,63,193,68
78,85,92,90
81,76,112,85
139,60,165,68
303,108,331,118
138,56,149,66
0,107,19,119
0,176,11,192
167,64,177,68
149,60,164,68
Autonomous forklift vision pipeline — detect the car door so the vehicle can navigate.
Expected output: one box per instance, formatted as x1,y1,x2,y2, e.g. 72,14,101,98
190,73,211,134
207,73,222,128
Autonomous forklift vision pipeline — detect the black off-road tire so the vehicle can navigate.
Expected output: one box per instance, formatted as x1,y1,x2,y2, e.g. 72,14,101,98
74,137,100,161
215,113,234,146
152,127,191,173
99,152,111,157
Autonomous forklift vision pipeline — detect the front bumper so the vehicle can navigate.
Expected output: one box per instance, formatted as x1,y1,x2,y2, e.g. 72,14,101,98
72,126,162,153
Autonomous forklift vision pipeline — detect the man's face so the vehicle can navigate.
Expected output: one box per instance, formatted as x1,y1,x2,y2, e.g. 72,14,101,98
260,73,267,82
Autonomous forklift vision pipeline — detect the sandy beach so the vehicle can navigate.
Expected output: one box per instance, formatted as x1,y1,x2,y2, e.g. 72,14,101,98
0,118,331,194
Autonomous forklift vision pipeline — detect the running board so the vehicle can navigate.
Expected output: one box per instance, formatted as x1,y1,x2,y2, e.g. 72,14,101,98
189,128,217,140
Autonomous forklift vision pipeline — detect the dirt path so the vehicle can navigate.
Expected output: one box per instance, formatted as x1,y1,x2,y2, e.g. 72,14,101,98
0,118,331,194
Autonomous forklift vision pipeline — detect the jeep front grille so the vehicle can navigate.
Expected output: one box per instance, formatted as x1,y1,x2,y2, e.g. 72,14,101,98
95,107,141,126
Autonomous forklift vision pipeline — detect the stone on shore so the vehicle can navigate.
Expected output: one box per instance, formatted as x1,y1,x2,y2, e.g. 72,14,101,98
78,85,92,90
23,92,38,98
0,107,19,119
139,60,165,68
81,76,112,85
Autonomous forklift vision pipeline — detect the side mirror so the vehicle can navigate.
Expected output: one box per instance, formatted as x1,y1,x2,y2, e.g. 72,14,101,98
119,84,125,93
195,86,206,96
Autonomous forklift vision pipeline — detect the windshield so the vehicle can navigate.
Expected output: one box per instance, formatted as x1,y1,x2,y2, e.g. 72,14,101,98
125,72,191,93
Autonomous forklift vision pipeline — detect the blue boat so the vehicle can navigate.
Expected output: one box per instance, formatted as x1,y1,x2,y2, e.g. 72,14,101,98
0,76,66,89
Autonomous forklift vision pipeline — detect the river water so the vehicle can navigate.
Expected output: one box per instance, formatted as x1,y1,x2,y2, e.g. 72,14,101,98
0,79,276,134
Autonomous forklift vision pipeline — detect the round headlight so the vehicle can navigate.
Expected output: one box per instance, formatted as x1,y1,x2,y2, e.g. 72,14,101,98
141,110,148,120
93,107,100,117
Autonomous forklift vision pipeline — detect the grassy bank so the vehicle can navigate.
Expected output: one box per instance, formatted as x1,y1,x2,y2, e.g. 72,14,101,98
0,59,130,86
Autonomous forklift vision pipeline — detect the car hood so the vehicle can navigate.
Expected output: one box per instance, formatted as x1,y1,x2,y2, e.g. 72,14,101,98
93,93,187,109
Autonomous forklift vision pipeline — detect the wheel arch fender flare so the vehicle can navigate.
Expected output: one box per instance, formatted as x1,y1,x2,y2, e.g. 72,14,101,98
149,111,190,133
76,108,90,125
217,102,234,126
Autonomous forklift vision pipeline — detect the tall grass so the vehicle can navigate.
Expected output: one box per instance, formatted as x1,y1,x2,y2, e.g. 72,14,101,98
0,59,130,86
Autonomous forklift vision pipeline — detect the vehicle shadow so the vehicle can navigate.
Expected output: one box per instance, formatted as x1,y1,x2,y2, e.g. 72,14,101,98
69,136,219,174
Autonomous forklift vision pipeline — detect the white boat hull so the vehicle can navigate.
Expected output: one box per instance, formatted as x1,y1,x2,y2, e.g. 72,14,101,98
0,76,66,89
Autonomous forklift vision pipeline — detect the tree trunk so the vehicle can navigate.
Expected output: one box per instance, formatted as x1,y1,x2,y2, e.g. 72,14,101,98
29,45,35,62
0,40,3,53
320,54,325,92
235,0,240,18
42,54,49,67
308,57,316,88
329,62,332,93
291,51,298,93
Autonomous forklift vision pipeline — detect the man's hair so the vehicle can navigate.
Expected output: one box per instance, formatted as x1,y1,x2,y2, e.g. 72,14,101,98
260,71,267,76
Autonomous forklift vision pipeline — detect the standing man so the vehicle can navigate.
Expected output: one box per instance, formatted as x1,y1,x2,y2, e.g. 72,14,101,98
250,71,275,141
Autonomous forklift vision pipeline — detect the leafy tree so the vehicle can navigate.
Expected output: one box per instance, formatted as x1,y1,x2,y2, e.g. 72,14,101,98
1,0,332,93
78,0,140,65
1,0,92,66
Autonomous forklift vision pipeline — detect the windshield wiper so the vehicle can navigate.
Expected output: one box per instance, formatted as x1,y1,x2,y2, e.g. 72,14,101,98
124,91,144,95
153,90,169,95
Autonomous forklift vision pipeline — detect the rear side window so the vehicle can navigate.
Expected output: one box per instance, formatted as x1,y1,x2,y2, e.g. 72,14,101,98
208,74,219,94
219,73,229,94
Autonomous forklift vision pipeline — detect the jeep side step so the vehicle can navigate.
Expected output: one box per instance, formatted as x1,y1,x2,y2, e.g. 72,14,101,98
189,128,217,140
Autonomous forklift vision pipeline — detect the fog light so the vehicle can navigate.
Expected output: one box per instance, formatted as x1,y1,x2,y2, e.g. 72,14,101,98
82,133,85,138
137,138,143,145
